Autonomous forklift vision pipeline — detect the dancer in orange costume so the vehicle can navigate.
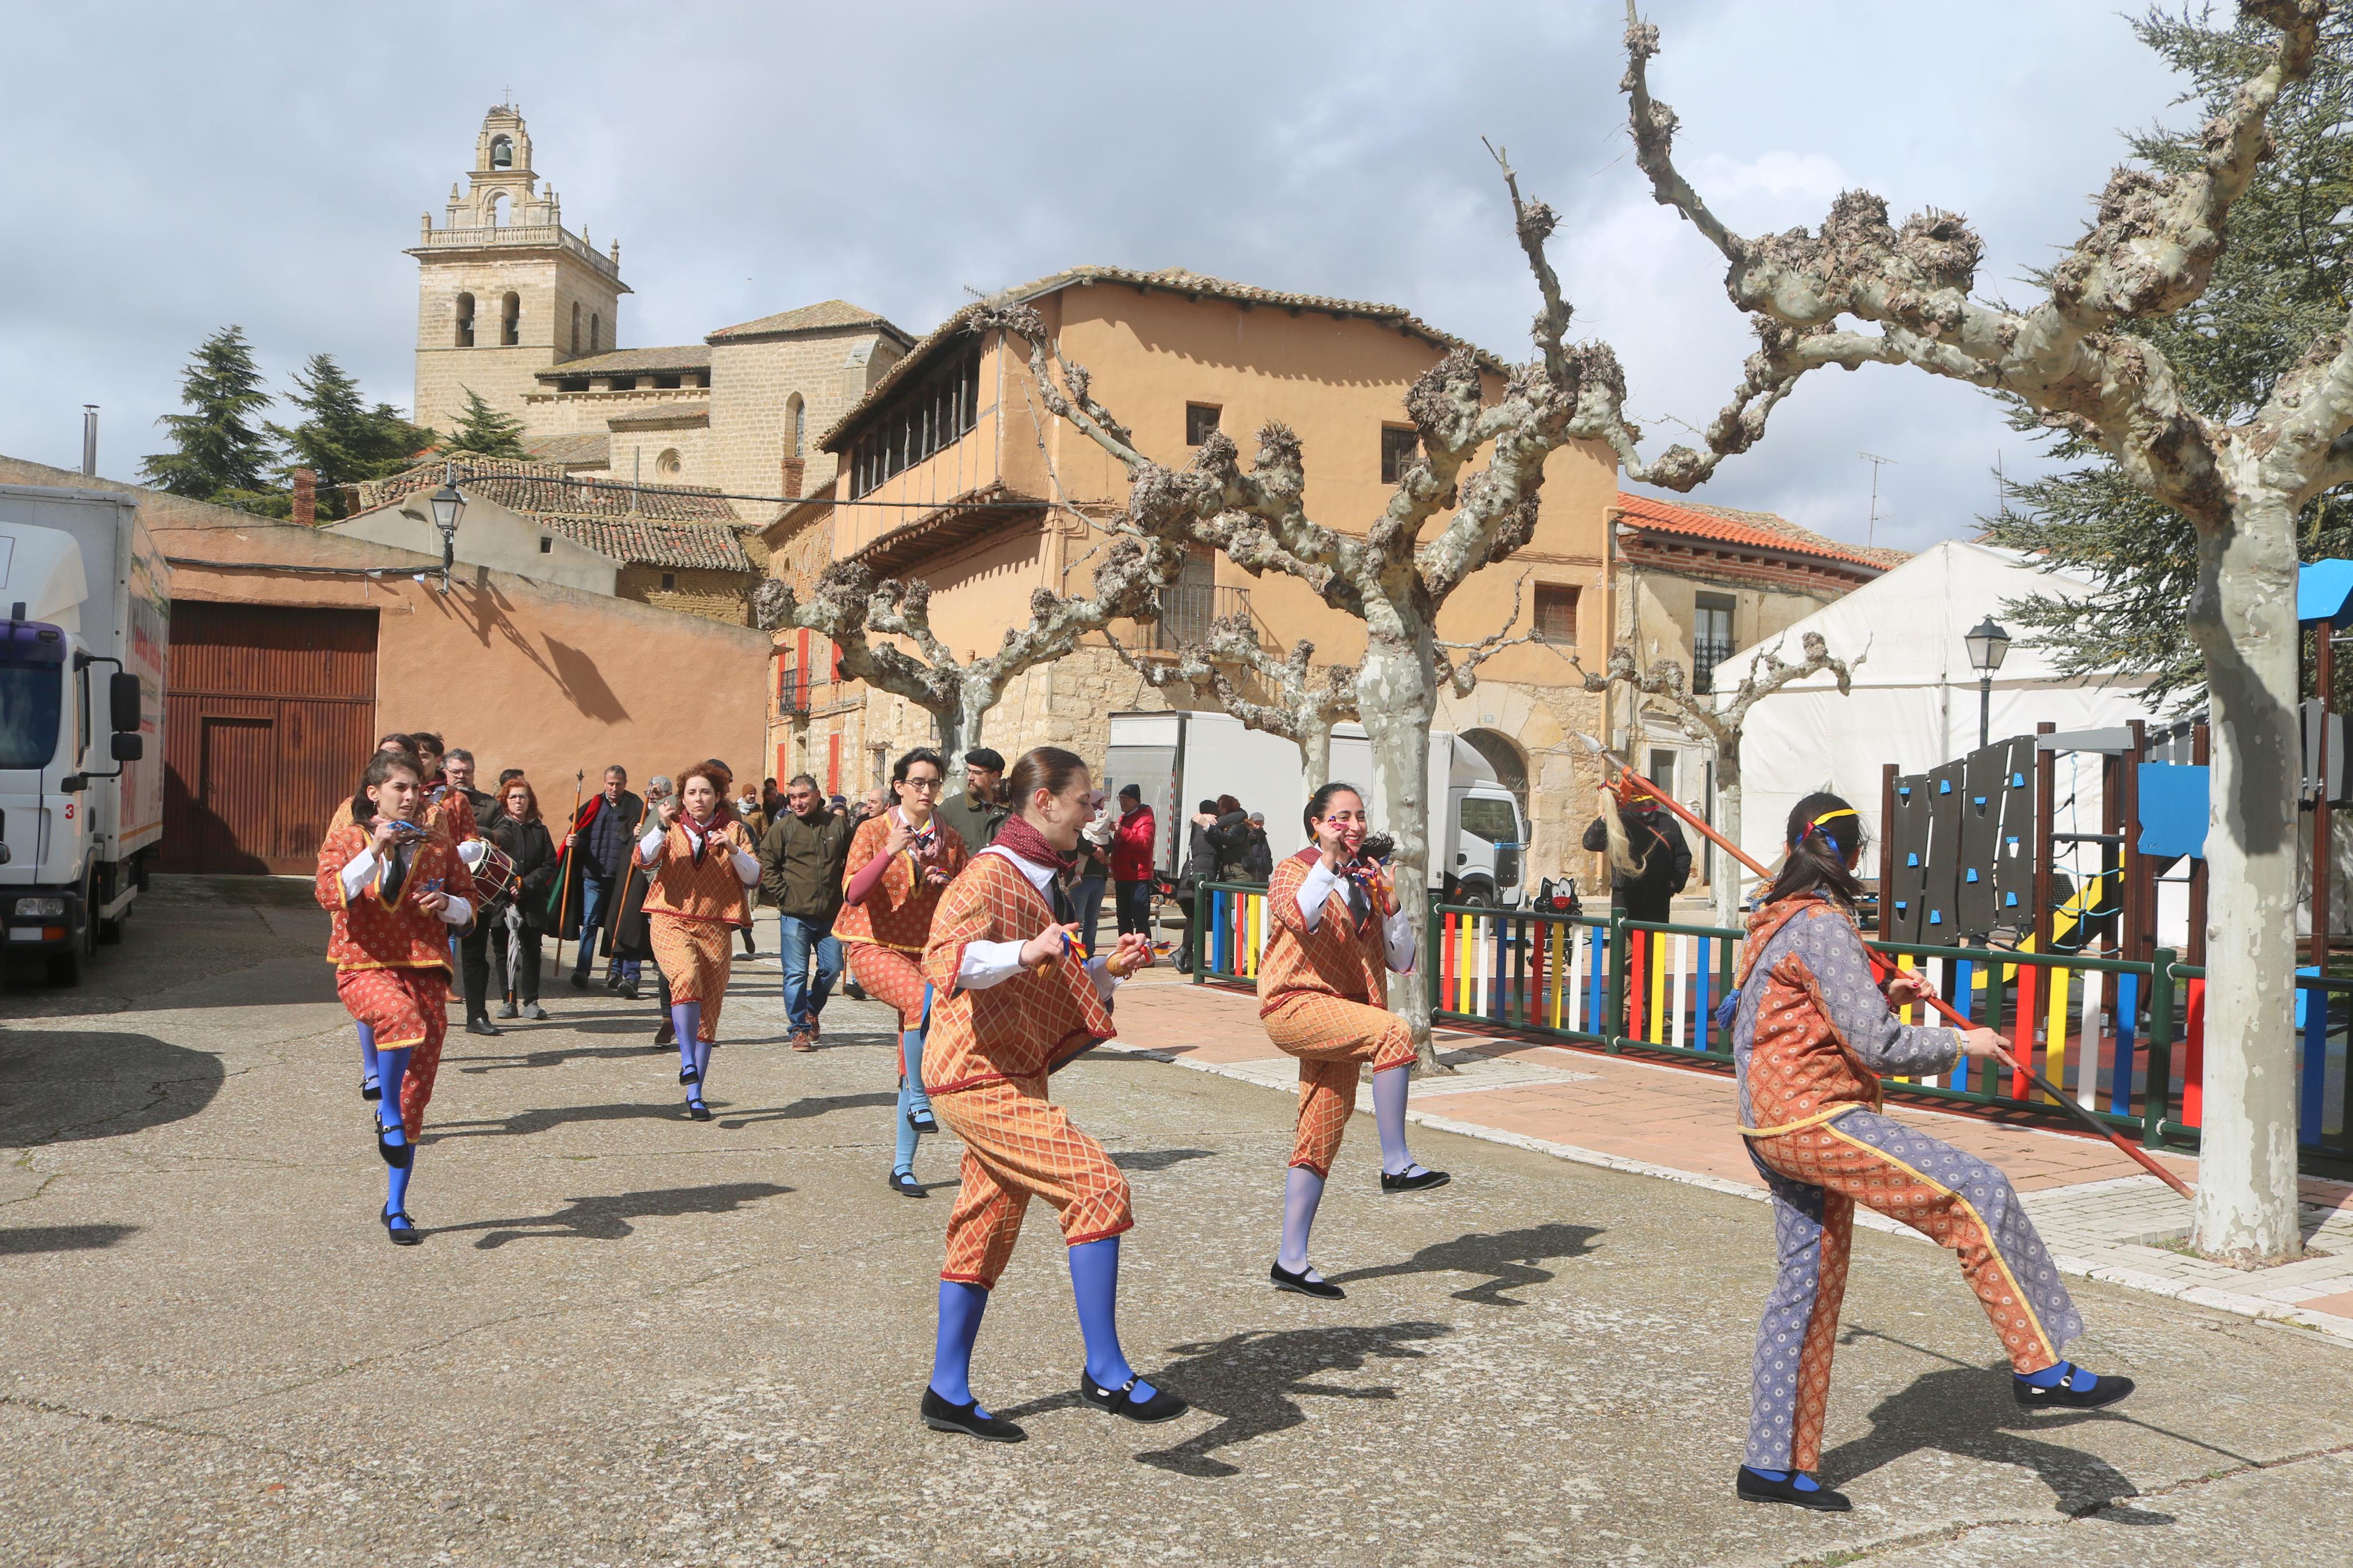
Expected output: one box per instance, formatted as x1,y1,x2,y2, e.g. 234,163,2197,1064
914,746,1181,1443
315,748,477,1245
636,760,761,1121
836,746,968,1194
1257,782,1445,1301
1730,792,2132,1513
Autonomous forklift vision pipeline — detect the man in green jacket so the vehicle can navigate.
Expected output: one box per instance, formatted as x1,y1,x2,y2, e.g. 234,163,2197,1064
936,746,1009,851
758,774,856,1051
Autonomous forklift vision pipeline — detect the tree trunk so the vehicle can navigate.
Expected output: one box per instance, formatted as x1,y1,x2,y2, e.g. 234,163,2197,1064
1360,621,1439,1069
1300,718,1334,794
932,703,967,758
2187,488,2306,1264
1712,753,1744,933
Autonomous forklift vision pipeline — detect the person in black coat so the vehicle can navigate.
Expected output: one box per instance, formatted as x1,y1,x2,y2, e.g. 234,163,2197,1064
1581,781,1692,925
487,778,561,1018
1240,811,1275,881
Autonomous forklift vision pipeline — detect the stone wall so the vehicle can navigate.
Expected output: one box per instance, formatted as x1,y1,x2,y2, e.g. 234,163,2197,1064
615,564,754,626
413,248,621,433
708,332,904,506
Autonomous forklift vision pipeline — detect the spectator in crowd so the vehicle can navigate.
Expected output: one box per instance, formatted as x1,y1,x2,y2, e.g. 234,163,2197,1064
760,773,855,1051
1070,788,1115,953
761,777,785,822
442,748,503,1036
1110,784,1157,940
488,777,559,1021
625,776,675,1040
734,782,771,955
938,746,1010,849
1241,810,1275,881
1205,794,1254,881
563,765,646,995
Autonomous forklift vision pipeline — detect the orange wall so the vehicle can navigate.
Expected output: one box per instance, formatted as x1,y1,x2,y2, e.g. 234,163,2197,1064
165,553,772,799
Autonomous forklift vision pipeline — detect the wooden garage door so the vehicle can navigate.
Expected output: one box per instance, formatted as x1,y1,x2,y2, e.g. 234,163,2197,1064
159,603,378,873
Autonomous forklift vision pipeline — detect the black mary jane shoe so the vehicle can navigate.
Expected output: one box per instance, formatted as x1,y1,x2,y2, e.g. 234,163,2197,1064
678,1065,701,1086
1380,1166,1451,1195
2014,1364,2135,1411
359,1076,382,1103
920,1386,1026,1443
1269,1261,1347,1300
888,1169,925,1197
906,1105,939,1135
687,1098,713,1122
1079,1374,1190,1424
375,1123,414,1169
381,1208,423,1247
1735,1466,1850,1512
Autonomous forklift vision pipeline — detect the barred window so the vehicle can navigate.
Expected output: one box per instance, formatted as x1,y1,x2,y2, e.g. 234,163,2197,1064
1186,404,1222,445
847,344,982,498
1380,425,1420,483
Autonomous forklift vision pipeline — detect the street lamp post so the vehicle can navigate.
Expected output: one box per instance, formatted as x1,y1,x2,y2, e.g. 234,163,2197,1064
427,463,466,595
1964,616,2012,751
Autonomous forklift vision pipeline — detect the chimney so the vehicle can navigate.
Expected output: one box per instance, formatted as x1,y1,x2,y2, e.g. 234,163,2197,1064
291,468,317,527
780,456,805,501
80,406,98,477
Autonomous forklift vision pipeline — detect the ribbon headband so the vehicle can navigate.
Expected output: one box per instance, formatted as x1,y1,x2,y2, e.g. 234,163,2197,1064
1797,806,1857,845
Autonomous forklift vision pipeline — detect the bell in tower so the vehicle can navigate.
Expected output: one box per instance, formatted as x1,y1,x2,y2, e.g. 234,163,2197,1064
490,134,513,170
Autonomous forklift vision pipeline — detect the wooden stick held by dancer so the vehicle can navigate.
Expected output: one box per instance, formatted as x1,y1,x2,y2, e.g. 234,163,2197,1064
554,768,585,973
1571,733,2194,1201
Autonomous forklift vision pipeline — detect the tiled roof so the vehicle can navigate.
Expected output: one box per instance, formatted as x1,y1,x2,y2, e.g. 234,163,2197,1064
356,458,752,571
707,299,912,343
606,401,709,430
524,431,610,468
534,345,709,381
819,265,1501,453
1612,490,1905,573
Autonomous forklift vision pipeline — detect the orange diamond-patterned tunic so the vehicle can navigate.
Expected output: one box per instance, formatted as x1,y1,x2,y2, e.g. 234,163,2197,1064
837,810,968,1031
1256,849,1417,1177
639,815,755,1040
315,822,468,1139
920,849,1125,1289
1732,894,2081,1473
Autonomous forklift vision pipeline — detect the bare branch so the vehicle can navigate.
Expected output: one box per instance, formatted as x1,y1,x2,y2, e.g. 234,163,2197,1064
1432,575,1539,695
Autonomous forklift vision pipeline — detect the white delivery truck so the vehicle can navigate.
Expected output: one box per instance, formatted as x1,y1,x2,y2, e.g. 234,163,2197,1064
0,485,169,983
1103,709,1528,906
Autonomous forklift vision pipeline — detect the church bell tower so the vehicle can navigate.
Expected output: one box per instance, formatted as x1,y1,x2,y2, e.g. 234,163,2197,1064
407,105,630,436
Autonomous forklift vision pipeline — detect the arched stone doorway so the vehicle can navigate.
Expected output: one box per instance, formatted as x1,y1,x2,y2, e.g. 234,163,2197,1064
1461,727,1530,820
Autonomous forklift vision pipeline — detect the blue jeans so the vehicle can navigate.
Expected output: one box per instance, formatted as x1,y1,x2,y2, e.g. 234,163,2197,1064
573,874,641,983
1074,875,1106,954
776,913,842,1032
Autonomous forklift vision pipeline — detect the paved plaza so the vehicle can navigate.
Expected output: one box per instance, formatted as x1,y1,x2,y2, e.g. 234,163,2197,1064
4,877,2352,1566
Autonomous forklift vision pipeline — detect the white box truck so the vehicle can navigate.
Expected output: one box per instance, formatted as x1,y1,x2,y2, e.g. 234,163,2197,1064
0,484,169,983
1103,709,1528,906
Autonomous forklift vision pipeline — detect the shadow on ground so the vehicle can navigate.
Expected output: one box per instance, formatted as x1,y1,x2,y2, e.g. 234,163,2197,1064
998,1320,1453,1478
1326,1222,1604,1306
428,1180,795,1249
0,1033,223,1145
0,1223,140,1254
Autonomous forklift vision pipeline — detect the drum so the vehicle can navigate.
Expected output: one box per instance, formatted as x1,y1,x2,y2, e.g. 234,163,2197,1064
470,840,519,911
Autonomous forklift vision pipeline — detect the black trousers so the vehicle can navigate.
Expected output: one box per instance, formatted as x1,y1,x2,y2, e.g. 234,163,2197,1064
488,921,544,1004
1113,879,1154,936
459,921,495,1018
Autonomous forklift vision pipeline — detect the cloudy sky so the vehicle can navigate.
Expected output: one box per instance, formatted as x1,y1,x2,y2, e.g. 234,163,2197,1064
0,1,2190,554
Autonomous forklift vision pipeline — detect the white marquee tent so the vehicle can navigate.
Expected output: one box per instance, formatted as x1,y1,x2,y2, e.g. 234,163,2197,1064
1724,539,2169,875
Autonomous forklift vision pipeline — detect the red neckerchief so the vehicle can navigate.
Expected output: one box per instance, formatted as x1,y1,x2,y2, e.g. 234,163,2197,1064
994,811,1074,873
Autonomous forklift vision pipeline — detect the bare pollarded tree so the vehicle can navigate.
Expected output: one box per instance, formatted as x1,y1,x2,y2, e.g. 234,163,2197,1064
1623,1,2327,1263
982,152,1805,1064
1107,614,1360,790
1568,630,1862,928
753,536,1181,756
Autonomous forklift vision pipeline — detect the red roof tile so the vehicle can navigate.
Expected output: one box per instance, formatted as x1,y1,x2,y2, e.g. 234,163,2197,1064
1612,491,1904,573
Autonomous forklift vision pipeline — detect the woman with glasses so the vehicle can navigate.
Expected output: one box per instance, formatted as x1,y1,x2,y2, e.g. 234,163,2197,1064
836,747,970,1195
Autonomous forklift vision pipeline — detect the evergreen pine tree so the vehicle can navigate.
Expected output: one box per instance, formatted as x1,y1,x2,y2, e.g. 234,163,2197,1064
139,325,284,512
1985,5,2353,708
441,387,531,460
268,354,433,520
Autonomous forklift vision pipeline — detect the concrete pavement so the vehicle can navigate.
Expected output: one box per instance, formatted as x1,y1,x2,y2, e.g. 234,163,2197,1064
3,875,2350,1567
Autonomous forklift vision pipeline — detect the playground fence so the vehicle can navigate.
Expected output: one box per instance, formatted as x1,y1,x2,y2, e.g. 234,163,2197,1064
1184,881,2351,1175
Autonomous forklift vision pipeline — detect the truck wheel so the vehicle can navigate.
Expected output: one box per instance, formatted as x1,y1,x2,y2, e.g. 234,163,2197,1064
1455,880,1496,910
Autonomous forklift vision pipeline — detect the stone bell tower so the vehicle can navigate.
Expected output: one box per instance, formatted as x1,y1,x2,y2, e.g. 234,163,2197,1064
408,105,630,436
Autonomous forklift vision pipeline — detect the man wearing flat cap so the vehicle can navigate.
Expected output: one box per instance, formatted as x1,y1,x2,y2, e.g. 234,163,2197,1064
937,746,1010,851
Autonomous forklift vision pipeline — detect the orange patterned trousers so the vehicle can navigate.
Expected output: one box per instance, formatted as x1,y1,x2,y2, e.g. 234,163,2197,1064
1263,993,1417,1177
1743,1108,2081,1472
847,943,930,1032
336,966,448,1140
934,1073,1133,1289
650,916,732,1039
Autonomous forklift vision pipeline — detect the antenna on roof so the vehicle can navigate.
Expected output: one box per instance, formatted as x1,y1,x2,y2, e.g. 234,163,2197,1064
1858,451,1897,547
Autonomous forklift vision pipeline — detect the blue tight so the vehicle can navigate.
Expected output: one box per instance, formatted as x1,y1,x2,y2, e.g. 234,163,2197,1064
674,1003,708,1105
931,1281,989,1408
892,988,934,1175
1069,1235,1158,1402
358,1022,379,1093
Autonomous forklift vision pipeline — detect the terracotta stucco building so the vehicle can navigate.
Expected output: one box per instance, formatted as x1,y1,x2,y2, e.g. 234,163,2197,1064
760,266,1623,885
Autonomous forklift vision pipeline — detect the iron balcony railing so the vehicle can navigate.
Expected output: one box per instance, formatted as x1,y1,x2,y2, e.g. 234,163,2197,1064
1142,584,1253,651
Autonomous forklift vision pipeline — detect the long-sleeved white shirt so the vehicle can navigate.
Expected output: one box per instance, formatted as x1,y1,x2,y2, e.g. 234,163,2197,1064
956,845,1119,1005
339,845,473,926
1297,856,1415,972
638,817,761,886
